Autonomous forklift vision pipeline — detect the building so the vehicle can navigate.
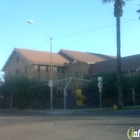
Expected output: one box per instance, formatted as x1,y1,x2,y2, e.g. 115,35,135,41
1,48,117,108
1,48,115,93
89,54,140,77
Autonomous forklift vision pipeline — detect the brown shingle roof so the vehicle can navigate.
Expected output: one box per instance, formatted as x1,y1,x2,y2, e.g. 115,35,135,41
1,48,70,71
59,49,115,64
89,54,140,76
16,48,69,65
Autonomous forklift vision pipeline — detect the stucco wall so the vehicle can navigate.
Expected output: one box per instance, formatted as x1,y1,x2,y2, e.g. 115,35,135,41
4,52,33,78
65,61,89,90
4,52,90,97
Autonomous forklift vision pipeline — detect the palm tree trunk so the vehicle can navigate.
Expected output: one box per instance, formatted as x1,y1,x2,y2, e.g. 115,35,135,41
116,16,123,108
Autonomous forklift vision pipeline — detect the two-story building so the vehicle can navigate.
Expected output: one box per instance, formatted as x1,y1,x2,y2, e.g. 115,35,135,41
1,48,115,99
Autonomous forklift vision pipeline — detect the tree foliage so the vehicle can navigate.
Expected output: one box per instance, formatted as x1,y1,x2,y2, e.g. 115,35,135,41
137,7,140,19
0,75,50,109
86,71,140,107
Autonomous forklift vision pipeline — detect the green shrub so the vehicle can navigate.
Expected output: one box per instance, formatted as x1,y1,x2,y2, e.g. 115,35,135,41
85,71,140,107
0,75,50,109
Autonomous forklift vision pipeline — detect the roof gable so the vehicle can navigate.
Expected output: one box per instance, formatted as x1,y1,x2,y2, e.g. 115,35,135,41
16,48,69,65
1,48,69,71
72,59,87,64
59,49,115,64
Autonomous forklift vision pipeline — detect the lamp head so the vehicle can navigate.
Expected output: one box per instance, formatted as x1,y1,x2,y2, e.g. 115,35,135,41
28,20,34,24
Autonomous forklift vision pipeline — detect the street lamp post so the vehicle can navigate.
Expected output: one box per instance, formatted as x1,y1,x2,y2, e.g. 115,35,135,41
28,20,53,110
97,77,103,109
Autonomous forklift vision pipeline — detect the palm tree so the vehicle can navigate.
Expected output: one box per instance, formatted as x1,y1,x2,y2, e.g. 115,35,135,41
137,9,140,12
103,0,125,108
137,8,140,19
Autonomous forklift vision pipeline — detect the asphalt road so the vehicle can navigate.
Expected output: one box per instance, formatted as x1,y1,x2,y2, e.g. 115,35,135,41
0,110,140,140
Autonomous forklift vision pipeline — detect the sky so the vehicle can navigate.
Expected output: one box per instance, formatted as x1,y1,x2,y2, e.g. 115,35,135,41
0,0,140,75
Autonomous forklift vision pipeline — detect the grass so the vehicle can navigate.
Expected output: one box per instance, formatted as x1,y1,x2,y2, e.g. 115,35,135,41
79,105,140,114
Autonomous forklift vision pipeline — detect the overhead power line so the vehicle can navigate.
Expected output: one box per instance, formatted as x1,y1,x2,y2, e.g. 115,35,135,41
54,18,138,39
33,40,49,50
31,18,138,50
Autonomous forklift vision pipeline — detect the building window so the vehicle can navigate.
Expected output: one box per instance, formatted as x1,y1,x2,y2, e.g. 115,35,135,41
46,66,48,72
38,65,40,72
25,67,27,73
57,67,60,73
15,69,19,75
57,67,64,73
75,72,79,78
16,56,19,63
62,67,64,73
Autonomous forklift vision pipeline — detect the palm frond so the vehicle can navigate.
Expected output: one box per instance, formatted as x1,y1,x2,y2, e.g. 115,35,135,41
122,0,125,6
102,0,125,4
137,9,140,13
102,0,114,3
137,9,140,19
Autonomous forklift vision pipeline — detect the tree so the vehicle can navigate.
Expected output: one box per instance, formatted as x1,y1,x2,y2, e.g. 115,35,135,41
103,0,125,108
137,9,140,13
0,75,50,109
137,8,140,19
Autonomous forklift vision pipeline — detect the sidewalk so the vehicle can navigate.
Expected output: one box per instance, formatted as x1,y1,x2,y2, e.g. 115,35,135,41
0,108,92,115
0,108,76,115
46,109,74,115
1,107,140,116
